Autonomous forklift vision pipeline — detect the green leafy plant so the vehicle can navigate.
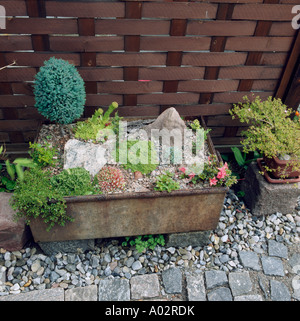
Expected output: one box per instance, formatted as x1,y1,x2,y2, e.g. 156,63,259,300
11,167,72,231
34,57,86,124
0,145,37,192
50,167,98,196
189,119,211,141
95,166,126,193
122,234,165,253
29,142,58,168
231,147,261,170
229,96,300,175
154,171,180,193
179,154,237,188
74,102,121,142
116,140,159,174
190,119,201,131
236,190,245,198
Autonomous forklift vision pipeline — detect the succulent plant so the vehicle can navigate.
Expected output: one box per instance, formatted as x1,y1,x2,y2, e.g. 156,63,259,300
34,57,86,124
74,102,121,142
95,166,126,193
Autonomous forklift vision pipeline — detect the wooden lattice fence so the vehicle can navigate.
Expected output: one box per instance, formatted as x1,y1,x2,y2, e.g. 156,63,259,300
0,0,298,154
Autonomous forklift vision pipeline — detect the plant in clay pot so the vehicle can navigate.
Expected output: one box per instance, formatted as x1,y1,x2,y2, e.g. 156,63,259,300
230,96,300,181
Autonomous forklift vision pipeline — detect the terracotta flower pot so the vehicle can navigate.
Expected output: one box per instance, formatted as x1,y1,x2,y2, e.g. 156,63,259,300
263,155,300,179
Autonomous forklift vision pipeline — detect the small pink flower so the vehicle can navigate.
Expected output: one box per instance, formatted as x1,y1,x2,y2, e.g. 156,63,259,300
217,162,228,179
178,167,186,174
209,177,218,186
189,173,195,179
217,169,226,179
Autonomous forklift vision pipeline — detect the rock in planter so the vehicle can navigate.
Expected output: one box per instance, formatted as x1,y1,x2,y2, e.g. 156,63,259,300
143,107,186,142
64,139,108,176
0,193,31,251
240,162,300,216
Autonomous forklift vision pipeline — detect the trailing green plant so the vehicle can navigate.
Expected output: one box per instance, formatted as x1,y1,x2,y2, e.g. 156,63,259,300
0,145,37,192
116,140,159,174
122,234,165,253
154,171,180,193
50,167,99,196
34,57,86,124
229,96,300,174
95,166,126,193
74,102,121,142
29,142,58,168
11,167,72,231
179,154,237,187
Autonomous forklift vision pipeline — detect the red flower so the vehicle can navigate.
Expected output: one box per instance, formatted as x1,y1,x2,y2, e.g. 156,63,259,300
209,177,218,186
189,173,195,179
178,167,186,174
217,162,228,179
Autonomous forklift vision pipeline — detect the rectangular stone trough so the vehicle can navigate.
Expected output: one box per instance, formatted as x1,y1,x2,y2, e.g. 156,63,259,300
29,187,227,243
29,117,228,243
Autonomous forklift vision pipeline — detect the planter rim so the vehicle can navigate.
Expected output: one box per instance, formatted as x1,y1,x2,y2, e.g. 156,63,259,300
257,158,300,184
263,155,300,165
63,186,229,204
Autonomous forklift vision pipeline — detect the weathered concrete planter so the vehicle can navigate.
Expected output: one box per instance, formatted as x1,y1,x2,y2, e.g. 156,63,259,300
29,116,227,243
30,187,227,243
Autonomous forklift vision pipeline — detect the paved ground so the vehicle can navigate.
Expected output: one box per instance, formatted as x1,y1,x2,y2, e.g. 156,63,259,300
0,241,299,301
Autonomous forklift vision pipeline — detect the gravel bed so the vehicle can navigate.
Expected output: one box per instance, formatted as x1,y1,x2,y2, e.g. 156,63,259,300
1,191,299,296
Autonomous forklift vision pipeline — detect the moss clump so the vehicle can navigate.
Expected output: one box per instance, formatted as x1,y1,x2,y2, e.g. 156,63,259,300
50,167,98,196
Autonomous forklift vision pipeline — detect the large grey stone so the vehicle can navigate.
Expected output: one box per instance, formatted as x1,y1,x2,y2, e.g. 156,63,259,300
0,288,64,301
98,279,130,301
186,273,206,301
228,272,252,297
205,270,228,289
240,162,300,216
207,287,233,301
270,280,291,301
38,239,95,256
261,256,285,276
162,268,182,294
63,139,107,176
0,192,31,251
130,274,160,299
143,107,187,138
268,240,288,259
166,231,211,248
289,253,300,269
239,251,261,271
65,285,97,301
293,288,300,301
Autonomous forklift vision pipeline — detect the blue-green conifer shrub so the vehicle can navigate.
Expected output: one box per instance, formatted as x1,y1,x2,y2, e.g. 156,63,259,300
34,57,86,124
